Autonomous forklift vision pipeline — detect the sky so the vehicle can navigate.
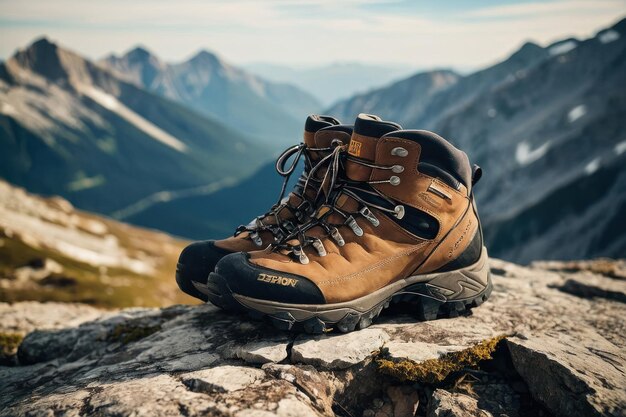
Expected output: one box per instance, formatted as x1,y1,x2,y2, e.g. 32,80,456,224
0,0,625,70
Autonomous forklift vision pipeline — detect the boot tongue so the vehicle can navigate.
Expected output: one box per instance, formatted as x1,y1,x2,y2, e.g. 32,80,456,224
310,124,354,196
345,114,401,181
304,115,340,147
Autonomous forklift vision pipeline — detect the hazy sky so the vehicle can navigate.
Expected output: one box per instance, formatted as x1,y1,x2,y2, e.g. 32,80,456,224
1,0,624,69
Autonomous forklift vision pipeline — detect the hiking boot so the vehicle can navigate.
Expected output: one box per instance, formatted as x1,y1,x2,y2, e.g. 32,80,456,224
176,115,353,302
207,114,490,333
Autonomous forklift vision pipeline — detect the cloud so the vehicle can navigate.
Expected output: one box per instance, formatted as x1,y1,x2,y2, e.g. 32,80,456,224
467,0,625,19
0,0,624,68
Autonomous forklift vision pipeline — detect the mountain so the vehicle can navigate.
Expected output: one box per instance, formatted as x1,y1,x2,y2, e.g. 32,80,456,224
327,42,549,127
244,62,415,106
0,179,194,308
328,69,461,125
326,18,626,263
101,48,322,146
119,160,295,239
0,38,265,217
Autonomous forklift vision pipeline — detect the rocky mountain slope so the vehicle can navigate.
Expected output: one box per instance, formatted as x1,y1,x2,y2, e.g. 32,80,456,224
102,47,321,146
0,179,195,308
0,38,265,216
327,18,626,263
1,258,624,416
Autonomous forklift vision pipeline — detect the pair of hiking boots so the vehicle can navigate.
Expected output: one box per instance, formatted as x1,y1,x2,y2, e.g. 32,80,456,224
176,114,491,334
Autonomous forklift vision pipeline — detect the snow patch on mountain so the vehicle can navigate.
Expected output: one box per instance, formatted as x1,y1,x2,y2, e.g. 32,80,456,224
515,141,551,166
549,40,578,56
599,29,620,44
567,104,586,123
79,86,188,153
615,141,626,155
584,158,601,175
0,77,106,143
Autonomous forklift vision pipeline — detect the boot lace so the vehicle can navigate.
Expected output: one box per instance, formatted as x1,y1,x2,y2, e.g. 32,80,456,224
234,141,342,246
273,147,408,264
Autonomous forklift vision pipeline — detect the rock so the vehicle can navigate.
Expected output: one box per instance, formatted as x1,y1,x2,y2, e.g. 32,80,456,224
291,328,390,369
1,258,625,417
508,330,626,417
426,389,491,417
182,365,266,393
263,364,335,415
236,339,290,364
0,301,105,334
387,385,419,417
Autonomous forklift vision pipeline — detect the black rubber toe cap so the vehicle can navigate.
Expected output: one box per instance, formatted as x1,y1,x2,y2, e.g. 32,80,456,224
214,252,326,304
177,241,233,286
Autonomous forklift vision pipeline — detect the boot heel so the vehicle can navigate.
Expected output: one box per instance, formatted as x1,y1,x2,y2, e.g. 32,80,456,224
395,247,492,320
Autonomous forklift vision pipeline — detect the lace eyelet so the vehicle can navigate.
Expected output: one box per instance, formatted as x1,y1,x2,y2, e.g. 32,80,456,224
394,205,405,219
312,239,327,257
330,227,345,246
293,246,309,264
391,147,408,157
250,232,263,246
392,165,404,173
346,216,364,236
389,176,401,186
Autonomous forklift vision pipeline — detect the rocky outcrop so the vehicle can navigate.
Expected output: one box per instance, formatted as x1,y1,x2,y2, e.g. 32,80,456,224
1,258,625,417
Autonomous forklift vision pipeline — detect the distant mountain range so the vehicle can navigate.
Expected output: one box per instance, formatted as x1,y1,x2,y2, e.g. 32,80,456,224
327,18,626,262
0,38,266,216
1,17,624,264
101,47,321,146
244,62,415,106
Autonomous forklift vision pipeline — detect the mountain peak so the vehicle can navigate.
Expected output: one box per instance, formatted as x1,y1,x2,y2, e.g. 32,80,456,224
14,36,68,81
124,46,156,62
188,50,221,66
29,36,57,51
507,40,547,63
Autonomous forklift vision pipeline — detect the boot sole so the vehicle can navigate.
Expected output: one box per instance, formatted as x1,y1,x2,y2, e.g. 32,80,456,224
203,247,492,334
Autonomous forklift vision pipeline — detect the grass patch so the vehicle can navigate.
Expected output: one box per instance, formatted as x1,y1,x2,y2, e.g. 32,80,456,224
376,336,506,384
0,234,195,308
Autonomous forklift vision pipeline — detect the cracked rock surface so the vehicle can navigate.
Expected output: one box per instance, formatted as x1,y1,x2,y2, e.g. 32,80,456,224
1,258,625,417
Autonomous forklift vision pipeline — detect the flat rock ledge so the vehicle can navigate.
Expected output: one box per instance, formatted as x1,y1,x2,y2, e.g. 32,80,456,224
1,258,625,417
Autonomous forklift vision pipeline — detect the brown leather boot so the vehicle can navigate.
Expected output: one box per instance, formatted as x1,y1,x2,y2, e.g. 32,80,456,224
176,115,353,302
207,114,490,333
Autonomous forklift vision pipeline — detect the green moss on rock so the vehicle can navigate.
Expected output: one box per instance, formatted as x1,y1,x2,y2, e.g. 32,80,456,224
376,335,506,384
0,332,24,359
108,323,161,345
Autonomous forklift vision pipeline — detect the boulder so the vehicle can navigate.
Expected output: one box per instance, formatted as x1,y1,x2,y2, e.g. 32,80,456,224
1,258,625,417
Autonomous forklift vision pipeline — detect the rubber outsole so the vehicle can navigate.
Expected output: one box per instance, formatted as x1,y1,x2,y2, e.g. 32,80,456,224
202,249,492,334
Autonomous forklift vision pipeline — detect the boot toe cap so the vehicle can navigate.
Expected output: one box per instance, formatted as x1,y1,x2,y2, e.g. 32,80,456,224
214,252,325,305
177,241,232,285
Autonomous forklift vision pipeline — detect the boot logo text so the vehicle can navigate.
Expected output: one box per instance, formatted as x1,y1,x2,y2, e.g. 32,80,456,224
257,273,298,287
348,140,362,157
448,218,473,258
